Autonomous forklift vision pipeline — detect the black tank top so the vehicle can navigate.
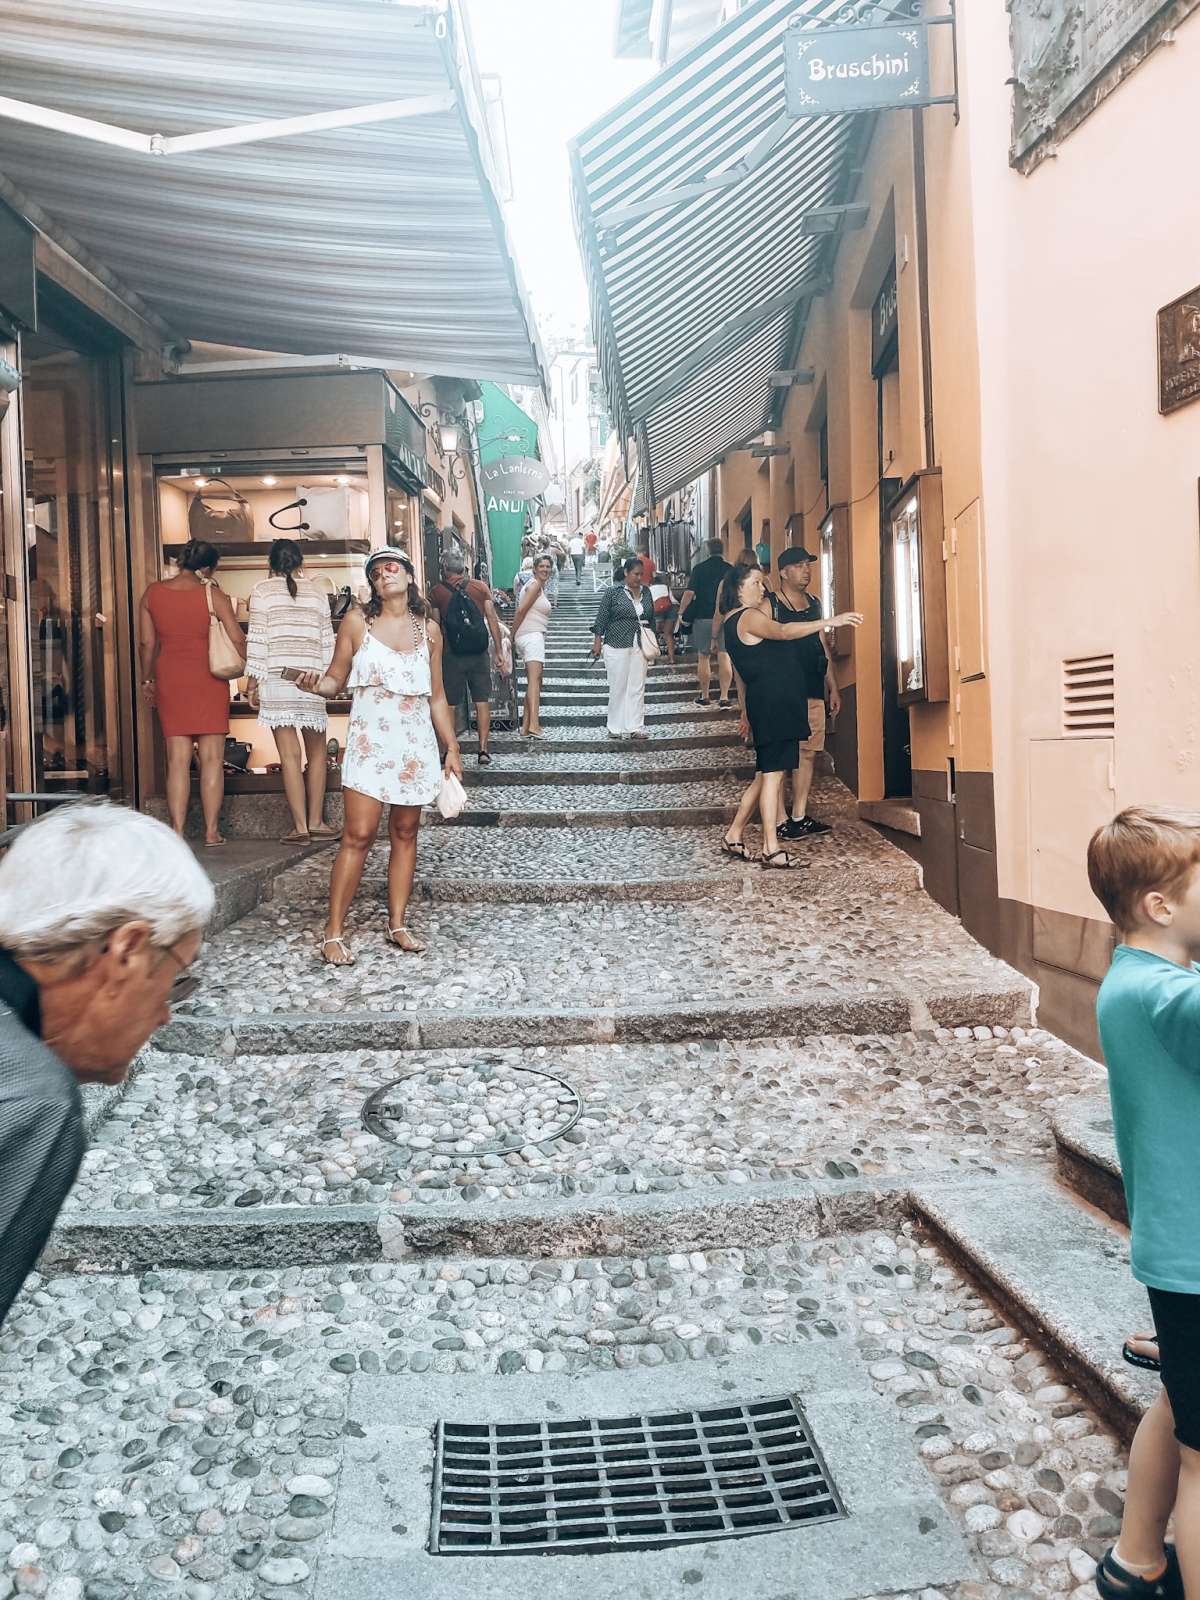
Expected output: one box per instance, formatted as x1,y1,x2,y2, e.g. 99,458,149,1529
724,607,810,745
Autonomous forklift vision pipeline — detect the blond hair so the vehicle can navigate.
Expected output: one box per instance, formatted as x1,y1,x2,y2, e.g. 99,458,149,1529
1086,806,1200,932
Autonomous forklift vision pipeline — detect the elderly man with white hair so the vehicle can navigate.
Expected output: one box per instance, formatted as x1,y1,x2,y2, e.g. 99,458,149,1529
0,801,214,1327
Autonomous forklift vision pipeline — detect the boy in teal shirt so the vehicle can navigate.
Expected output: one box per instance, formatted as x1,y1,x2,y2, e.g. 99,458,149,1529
1089,806,1200,1600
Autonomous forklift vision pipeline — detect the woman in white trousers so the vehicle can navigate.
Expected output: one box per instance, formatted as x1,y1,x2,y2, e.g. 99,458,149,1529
590,556,656,741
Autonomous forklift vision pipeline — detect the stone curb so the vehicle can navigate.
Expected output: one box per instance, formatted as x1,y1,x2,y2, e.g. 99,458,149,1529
1053,1094,1126,1225
155,986,1031,1057
907,1174,1155,1443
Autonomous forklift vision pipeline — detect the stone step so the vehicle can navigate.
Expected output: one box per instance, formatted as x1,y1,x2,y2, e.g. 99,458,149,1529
59,1026,1083,1259
272,804,919,903
537,685,703,705
535,703,738,726
910,1171,1155,1440
461,727,742,754
427,778,747,827
1054,1093,1126,1225
158,885,1033,1057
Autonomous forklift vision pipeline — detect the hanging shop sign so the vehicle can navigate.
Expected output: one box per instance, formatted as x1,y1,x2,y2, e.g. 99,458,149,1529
785,16,955,118
1157,284,1200,417
480,454,549,499
872,262,899,374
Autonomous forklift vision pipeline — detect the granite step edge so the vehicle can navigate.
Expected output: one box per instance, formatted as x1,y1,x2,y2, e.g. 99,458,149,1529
43,1172,965,1274
908,1172,1155,1442
1053,1093,1127,1226
154,983,1032,1057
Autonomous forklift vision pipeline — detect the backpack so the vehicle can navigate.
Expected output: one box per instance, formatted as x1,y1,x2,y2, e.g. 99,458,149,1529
443,581,490,656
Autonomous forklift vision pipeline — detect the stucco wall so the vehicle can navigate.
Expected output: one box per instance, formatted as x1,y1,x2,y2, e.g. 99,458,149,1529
960,4,1200,922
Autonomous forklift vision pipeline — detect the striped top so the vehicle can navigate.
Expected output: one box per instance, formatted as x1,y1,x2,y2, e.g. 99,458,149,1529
245,576,335,678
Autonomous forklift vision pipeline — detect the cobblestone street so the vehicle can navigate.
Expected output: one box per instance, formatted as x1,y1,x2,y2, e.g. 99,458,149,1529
0,591,1145,1599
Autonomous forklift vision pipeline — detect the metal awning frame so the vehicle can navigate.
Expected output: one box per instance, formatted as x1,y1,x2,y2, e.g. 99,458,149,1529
0,91,457,158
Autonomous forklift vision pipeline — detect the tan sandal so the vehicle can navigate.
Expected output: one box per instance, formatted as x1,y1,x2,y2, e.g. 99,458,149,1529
281,829,310,845
308,823,339,839
385,925,426,954
321,936,355,966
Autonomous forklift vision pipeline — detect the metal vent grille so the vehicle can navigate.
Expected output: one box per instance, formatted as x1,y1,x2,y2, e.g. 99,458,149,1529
1063,653,1115,737
432,1395,844,1556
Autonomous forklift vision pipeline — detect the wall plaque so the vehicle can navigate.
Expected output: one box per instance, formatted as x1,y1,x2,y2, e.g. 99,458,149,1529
1009,0,1200,169
1158,285,1200,416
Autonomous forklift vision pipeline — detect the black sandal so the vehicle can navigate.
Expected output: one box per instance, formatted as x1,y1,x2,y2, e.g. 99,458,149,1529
1123,1336,1161,1372
1096,1544,1181,1600
759,848,797,870
477,750,492,766
717,698,732,709
721,837,755,861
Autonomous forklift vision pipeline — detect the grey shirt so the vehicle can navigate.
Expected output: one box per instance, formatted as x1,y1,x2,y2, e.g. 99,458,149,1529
0,949,84,1327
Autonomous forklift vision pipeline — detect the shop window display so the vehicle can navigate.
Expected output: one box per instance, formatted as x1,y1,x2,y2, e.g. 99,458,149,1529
154,459,372,783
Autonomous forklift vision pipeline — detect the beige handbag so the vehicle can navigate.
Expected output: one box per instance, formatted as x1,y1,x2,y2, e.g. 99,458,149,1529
204,582,244,681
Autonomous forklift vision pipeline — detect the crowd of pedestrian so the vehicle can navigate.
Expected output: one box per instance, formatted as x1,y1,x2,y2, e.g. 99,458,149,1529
133,524,866,888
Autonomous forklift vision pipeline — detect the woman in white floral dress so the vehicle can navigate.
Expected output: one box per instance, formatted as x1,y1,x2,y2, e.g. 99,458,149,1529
299,548,461,964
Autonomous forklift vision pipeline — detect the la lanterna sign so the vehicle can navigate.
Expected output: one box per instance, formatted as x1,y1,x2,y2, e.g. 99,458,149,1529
785,17,949,118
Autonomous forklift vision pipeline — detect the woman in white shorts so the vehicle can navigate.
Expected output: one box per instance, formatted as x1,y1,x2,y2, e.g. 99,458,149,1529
511,553,553,738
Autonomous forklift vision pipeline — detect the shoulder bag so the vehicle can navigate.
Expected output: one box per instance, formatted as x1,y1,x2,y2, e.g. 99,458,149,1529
633,590,660,661
205,582,244,680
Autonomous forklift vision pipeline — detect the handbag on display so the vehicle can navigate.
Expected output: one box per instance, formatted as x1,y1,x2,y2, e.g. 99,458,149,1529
204,582,244,681
223,738,251,773
317,574,354,621
188,478,254,541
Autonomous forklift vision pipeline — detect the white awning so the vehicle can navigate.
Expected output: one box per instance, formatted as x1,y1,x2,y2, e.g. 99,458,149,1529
572,0,866,508
0,0,545,385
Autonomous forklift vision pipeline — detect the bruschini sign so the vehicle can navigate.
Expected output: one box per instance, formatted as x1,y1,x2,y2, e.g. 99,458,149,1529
479,454,549,499
785,19,930,117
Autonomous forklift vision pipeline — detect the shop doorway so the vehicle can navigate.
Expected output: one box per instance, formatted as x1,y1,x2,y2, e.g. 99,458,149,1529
875,314,911,799
14,289,130,816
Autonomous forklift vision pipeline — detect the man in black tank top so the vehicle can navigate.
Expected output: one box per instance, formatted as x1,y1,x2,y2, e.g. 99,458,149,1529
771,547,839,840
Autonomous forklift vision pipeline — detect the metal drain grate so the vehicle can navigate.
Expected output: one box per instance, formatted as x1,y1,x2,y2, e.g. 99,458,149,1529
431,1395,844,1555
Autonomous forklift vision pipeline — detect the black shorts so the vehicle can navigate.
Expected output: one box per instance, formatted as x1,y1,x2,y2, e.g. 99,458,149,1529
755,738,800,774
1147,1287,1200,1449
441,649,492,707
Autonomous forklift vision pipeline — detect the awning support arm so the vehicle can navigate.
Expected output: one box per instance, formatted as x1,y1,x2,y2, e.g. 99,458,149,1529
594,111,793,231
629,278,828,423
0,93,456,157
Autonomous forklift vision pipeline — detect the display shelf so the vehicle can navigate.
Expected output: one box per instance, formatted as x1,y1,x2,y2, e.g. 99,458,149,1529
164,538,370,560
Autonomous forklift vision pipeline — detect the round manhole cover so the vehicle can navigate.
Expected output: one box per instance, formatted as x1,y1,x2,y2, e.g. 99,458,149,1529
361,1062,583,1155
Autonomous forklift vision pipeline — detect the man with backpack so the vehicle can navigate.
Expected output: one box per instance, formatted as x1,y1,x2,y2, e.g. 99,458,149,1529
429,551,505,766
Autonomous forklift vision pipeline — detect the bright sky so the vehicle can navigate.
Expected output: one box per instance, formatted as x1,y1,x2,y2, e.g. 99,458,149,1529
464,0,651,345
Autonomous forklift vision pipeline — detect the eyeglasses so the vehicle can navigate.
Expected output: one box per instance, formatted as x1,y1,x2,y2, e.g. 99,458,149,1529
159,944,200,1007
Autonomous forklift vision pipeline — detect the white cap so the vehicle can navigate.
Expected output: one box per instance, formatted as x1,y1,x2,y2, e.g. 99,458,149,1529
363,546,410,579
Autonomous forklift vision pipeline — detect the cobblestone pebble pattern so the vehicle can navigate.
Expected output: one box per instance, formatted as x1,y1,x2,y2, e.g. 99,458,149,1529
177,888,1021,1019
0,1228,1126,1598
65,1028,1102,1214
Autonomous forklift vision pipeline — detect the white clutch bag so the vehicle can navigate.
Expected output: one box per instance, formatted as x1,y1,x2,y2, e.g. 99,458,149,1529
436,772,468,819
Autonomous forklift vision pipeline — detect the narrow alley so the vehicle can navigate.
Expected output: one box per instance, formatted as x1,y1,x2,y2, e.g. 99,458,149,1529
0,588,1152,1600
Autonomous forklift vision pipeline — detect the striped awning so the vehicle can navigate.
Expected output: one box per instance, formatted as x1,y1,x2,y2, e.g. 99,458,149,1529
0,0,545,385
572,0,866,509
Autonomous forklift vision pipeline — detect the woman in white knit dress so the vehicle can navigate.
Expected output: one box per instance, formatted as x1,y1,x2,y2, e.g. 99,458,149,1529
299,548,462,964
245,540,338,843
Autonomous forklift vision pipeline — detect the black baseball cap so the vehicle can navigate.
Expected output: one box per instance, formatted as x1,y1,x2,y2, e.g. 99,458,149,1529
778,545,817,569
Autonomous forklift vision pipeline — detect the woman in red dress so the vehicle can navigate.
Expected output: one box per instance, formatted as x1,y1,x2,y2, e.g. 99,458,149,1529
138,540,245,845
